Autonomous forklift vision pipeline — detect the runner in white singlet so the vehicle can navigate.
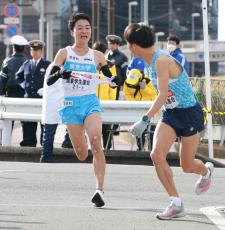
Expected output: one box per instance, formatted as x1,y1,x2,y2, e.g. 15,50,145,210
46,13,117,208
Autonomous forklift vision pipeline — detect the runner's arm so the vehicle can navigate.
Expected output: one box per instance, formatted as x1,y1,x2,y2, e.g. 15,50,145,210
146,56,170,118
46,48,70,86
94,50,119,85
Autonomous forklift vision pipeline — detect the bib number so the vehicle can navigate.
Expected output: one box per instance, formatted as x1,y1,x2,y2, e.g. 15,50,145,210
165,90,179,109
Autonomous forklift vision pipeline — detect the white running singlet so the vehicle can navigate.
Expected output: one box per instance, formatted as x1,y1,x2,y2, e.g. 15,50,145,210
62,46,98,96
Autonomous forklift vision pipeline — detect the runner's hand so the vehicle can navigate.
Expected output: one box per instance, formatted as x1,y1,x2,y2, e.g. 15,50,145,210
58,69,72,79
129,116,150,137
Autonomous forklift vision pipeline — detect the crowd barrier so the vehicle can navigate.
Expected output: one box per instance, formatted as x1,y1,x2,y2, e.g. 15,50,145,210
0,97,223,150
0,97,160,146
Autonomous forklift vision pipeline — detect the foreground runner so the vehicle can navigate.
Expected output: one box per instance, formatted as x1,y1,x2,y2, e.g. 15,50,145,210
46,13,117,207
124,23,214,220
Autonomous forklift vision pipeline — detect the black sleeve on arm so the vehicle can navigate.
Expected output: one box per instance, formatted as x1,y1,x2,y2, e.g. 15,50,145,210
0,65,9,95
100,65,120,86
46,65,61,86
0,77,8,95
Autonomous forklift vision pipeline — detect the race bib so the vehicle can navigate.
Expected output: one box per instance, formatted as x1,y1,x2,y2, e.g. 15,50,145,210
65,72,98,91
164,90,179,109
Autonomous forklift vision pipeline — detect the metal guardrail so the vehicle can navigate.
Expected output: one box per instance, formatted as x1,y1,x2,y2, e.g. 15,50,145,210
0,97,159,123
0,97,223,148
0,97,160,146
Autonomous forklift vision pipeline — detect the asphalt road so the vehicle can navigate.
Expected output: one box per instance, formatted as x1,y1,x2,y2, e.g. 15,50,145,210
0,161,224,230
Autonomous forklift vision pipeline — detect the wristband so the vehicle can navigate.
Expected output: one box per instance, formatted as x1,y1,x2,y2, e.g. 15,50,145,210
142,115,151,123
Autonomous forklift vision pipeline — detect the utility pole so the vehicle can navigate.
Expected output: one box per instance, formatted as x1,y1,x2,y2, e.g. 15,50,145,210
19,0,23,34
143,0,148,25
108,0,115,34
46,15,54,61
92,0,100,44
39,0,45,42
168,0,173,34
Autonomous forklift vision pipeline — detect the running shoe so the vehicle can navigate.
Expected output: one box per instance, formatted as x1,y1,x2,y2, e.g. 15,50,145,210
156,202,185,220
195,162,214,195
91,190,105,207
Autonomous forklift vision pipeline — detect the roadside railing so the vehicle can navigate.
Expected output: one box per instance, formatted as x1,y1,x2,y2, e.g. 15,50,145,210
0,97,160,146
0,91,224,151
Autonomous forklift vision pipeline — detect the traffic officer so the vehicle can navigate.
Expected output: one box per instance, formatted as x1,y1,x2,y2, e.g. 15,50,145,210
16,40,51,147
105,34,128,95
105,34,128,145
0,35,28,97
0,35,28,145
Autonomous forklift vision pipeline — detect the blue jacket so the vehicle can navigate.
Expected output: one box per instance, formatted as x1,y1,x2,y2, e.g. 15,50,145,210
170,48,189,75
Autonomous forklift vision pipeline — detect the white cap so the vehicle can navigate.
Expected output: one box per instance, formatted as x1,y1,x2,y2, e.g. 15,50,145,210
10,35,29,46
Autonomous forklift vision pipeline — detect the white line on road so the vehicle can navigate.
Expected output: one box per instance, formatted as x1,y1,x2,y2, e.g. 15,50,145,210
0,203,89,208
0,170,26,173
200,206,225,230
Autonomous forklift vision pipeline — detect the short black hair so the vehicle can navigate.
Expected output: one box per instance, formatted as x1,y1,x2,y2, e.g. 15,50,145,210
92,41,108,53
14,45,25,52
167,35,180,45
124,23,155,48
68,12,91,31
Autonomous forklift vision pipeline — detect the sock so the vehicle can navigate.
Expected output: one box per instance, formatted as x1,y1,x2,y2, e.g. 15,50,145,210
170,196,182,207
96,188,104,194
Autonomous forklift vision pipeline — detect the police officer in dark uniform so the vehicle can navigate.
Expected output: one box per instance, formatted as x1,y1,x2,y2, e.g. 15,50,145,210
0,35,28,97
16,40,51,147
105,35,128,150
105,34,128,96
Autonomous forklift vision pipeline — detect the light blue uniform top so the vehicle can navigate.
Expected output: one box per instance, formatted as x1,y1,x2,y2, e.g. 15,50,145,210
148,50,196,109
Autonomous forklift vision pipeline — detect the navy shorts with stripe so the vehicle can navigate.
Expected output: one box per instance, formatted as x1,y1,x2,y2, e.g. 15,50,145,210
162,103,205,137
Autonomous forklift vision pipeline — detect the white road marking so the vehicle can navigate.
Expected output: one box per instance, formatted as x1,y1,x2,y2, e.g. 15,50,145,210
0,203,89,208
0,169,26,173
200,206,225,230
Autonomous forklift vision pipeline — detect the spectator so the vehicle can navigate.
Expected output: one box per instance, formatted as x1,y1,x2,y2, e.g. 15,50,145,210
40,64,61,162
92,41,118,150
16,40,50,147
39,64,73,163
124,57,157,150
0,35,28,143
167,35,189,74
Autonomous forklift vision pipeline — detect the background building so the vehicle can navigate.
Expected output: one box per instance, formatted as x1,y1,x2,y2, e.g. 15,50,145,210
0,0,220,75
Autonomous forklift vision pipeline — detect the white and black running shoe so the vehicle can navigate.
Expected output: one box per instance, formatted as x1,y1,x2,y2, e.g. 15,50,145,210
91,190,105,207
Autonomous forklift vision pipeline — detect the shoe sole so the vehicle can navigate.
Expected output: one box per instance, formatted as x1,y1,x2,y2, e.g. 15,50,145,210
156,212,186,220
195,162,214,195
91,192,105,207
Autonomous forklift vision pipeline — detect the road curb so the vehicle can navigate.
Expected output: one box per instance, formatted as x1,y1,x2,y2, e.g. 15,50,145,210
0,146,224,167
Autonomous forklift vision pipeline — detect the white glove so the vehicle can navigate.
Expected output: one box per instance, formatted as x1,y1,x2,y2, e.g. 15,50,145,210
104,76,117,88
128,115,150,138
37,88,43,96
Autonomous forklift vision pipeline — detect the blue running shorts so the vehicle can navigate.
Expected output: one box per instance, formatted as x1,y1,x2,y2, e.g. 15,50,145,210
59,94,104,125
162,103,205,137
